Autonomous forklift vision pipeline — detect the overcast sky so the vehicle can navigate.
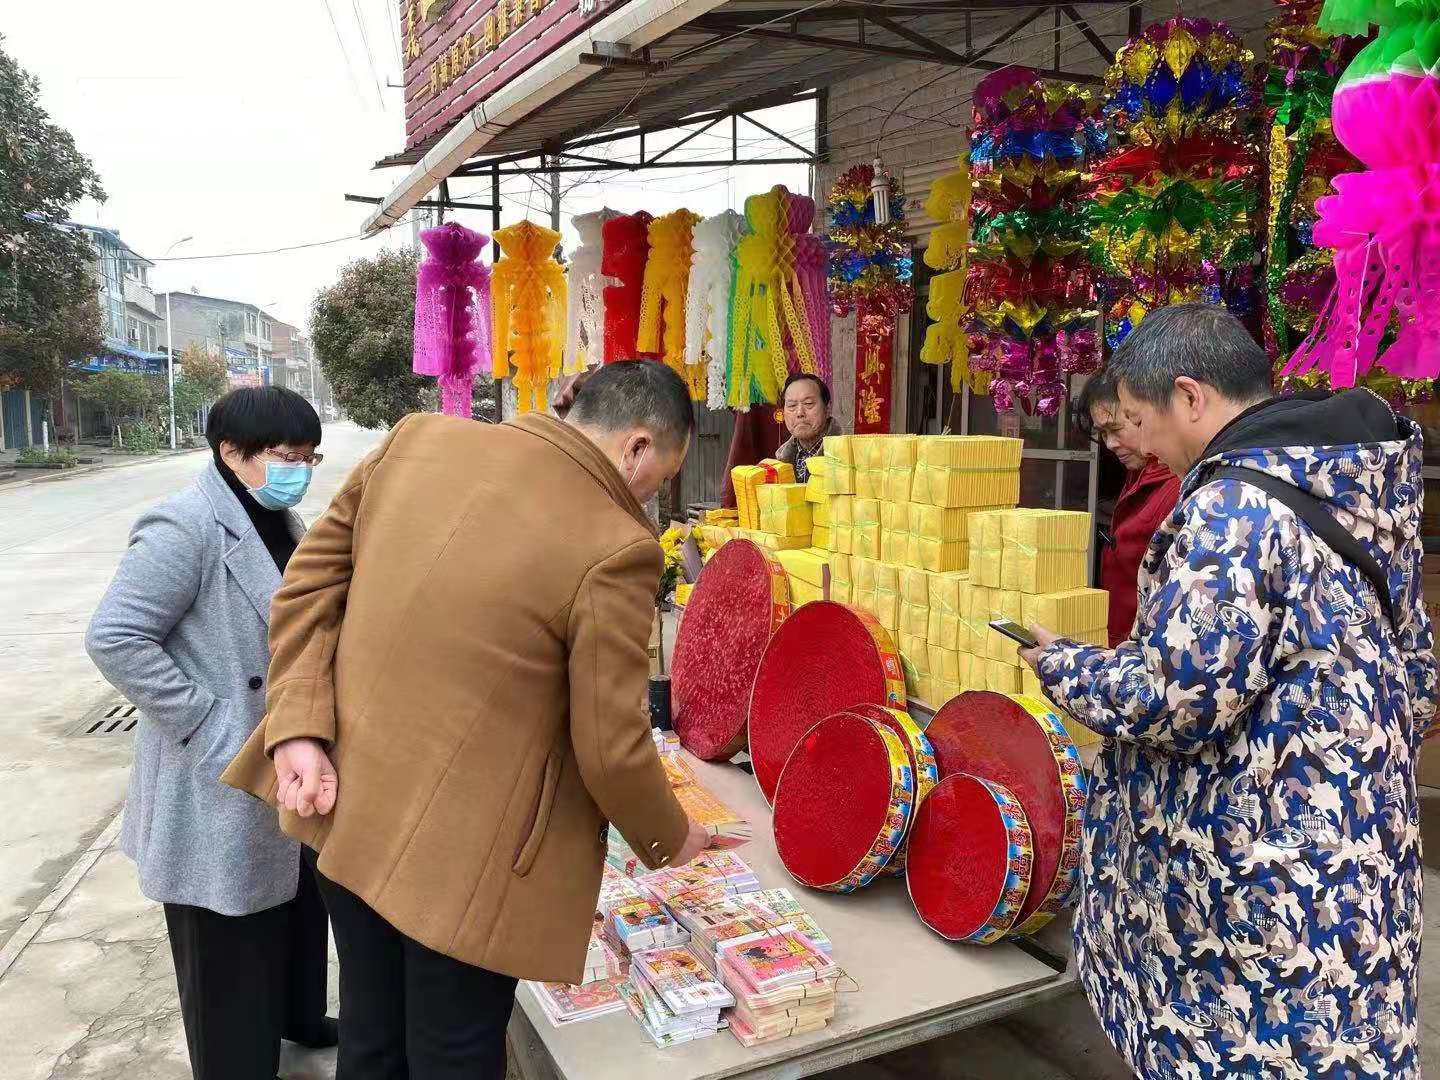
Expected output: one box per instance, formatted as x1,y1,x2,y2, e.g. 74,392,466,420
6,1,811,333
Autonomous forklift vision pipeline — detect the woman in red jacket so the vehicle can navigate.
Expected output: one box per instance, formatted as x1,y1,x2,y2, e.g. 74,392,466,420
1077,371,1182,647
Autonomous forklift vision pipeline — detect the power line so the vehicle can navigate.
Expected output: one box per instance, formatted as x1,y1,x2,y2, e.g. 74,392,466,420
322,0,378,110
147,217,414,262
350,0,388,107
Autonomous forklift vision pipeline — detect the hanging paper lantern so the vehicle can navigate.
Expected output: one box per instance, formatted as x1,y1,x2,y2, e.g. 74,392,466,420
686,210,745,410
1090,17,1260,346
826,163,914,369
924,691,1087,935
564,208,619,374
728,185,822,410
602,211,660,363
772,711,915,892
637,209,703,400
789,195,833,387
967,69,1103,417
671,539,791,760
412,222,492,418
491,220,567,414
1285,0,1440,393
920,163,985,394
747,601,907,805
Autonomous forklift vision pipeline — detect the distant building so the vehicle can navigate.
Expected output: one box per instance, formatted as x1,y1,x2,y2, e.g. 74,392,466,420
269,318,337,417
155,289,274,389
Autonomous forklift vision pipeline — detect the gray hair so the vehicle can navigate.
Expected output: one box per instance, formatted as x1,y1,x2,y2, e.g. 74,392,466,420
568,360,695,449
1106,304,1272,407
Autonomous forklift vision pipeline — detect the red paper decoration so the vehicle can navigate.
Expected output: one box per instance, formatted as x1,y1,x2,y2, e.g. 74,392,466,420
924,691,1086,934
847,703,939,875
906,774,1034,944
672,540,791,760
602,211,660,363
772,711,914,892
747,602,907,804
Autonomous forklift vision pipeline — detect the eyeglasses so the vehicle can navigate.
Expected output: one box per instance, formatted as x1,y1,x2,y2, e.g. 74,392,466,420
262,449,324,466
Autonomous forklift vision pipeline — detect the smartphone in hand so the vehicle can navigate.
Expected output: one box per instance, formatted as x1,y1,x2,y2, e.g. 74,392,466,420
988,619,1038,650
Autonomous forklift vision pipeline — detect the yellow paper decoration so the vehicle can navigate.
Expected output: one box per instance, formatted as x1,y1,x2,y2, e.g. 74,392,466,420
637,209,703,400
920,161,984,393
492,221,566,413
728,186,817,408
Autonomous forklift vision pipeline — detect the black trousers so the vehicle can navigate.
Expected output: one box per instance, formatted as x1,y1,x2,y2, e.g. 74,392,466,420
307,850,518,1080
164,854,330,1080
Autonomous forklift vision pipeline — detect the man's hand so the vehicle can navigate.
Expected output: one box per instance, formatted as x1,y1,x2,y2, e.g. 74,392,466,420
1018,624,1061,675
671,817,712,868
273,737,338,818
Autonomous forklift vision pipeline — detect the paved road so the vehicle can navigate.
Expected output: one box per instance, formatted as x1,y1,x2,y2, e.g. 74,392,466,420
0,423,386,946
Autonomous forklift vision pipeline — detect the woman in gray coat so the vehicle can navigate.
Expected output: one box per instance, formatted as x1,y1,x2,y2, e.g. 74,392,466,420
86,386,335,1080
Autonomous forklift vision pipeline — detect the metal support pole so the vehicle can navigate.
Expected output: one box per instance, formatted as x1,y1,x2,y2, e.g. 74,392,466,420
165,291,176,450
549,156,561,233
492,164,502,263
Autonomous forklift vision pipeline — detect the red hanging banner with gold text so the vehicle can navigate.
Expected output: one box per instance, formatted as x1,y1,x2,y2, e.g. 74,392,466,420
853,328,893,434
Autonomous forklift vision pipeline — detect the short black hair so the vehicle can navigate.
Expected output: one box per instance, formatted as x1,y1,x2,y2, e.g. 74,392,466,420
1073,368,1119,445
206,386,322,461
1106,304,1271,407
782,372,831,409
568,360,694,449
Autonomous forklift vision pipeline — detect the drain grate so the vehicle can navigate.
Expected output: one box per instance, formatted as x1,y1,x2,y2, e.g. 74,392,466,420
66,701,141,737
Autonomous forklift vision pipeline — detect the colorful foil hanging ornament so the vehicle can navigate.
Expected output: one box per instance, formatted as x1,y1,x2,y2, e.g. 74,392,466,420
920,161,982,394
727,186,820,410
637,209,703,400
826,163,914,431
1285,0,1440,392
686,210,745,411
602,211,659,363
564,208,619,373
1090,17,1260,345
1262,2,1360,362
412,222,493,418
966,69,1102,417
491,220,567,414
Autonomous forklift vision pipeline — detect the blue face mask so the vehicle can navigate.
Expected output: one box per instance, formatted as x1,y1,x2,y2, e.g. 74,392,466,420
248,462,312,510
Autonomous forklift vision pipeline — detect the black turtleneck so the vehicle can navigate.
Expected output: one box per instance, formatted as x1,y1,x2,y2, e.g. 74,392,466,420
216,456,298,572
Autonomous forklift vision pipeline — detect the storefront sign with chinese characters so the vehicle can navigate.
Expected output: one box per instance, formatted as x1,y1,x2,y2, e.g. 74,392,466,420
400,0,626,151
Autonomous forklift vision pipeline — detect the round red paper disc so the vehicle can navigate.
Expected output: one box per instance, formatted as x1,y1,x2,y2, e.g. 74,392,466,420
906,774,1033,944
672,540,790,760
924,691,1086,933
748,602,906,804
773,712,913,892
846,703,939,876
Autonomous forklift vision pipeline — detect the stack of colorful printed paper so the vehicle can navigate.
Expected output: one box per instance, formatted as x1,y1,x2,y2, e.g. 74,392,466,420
719,930,840,1046
624,944,735,1047
610,898,689,953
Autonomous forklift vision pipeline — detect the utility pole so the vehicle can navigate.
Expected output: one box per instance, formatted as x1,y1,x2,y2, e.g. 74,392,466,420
161,236,193,448
549,156,561,234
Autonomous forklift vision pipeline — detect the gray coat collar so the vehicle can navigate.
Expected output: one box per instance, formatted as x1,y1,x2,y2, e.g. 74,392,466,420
196,462,303,626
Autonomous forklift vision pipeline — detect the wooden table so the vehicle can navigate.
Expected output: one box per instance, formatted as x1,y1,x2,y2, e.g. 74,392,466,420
507,750,1078,1080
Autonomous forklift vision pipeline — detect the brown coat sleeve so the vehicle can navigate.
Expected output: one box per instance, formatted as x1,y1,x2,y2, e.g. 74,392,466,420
262,415,413,754
568,538,690,871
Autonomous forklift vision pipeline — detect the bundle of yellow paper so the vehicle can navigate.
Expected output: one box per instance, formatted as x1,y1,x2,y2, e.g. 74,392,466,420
851,436,885,470
744,529,811,551
881,436,918,502
776,549,828,588
911,504,975,543
855,469,884,499
928,609,961,650
1003,509,1090,552
830,579,853,604
984,625,1026,664
899,566,930,606
732,461,795,530
992,589,1023,624
874,562,900,631
851,584,876,615
823,434,853,464
829,496,855,526
915,435,1023,469
932,679,961,706
1002,551,1088,594
1021,588,1109,636
757,483,808,511
912,465,1021,509
812,500,831,527
805,457,833,504
986,659,1022,693
900,633,930,670
901,601,930,640
927,645,961,683
854,523,881,560
831,525,854,555
967,509,1006,586
883,530,910,564
829,551,852,586
704,508,739,524
851,557,877,593
881,501,910,532
675,583,693,607
910,536,967,573
853,498,881,526
759,506,813,538
789,581,825,606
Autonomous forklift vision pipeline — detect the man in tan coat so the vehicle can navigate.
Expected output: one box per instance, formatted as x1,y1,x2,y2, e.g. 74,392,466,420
222,361,708,1080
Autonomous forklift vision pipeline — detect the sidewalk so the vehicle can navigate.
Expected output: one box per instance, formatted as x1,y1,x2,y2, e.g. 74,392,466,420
0,444,207,488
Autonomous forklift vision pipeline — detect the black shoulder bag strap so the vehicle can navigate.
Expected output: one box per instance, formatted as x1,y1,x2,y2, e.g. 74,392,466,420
1209,466,1395,627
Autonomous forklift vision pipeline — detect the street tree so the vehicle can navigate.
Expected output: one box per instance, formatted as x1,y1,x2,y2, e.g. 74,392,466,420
170,345,230,434
310,248,438,428
0,35,106,394
75,370,150,443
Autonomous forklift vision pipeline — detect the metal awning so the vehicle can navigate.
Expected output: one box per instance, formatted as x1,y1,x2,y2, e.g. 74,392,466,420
363,1,1125,234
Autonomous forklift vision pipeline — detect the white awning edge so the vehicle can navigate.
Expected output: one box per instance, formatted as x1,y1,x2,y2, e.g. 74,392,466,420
363,0,730,235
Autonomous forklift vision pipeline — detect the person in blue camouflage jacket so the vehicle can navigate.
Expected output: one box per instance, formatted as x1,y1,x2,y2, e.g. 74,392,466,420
1021,305,1437,1079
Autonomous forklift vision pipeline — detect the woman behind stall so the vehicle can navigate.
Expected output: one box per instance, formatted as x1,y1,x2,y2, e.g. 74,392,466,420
1076,370,1182,647
85,386,335,1080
